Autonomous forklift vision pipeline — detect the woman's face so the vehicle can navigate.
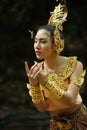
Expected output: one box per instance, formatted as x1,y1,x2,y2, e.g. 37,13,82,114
34,29,55,60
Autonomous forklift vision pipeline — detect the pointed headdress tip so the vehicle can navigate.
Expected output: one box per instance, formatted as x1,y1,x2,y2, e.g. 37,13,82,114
28,30,34,39
56,0,66,5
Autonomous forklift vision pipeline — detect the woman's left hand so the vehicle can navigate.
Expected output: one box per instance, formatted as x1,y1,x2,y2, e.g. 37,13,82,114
38,63,48,86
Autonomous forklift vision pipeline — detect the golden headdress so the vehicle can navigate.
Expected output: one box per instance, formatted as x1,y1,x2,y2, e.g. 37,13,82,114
48,0,68,54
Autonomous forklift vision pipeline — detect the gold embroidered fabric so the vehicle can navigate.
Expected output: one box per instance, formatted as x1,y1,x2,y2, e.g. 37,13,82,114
27,56,77,92
41,56,83,106
57,56,77,80
71,69,86,87
47,56,77,91
27,84,44,104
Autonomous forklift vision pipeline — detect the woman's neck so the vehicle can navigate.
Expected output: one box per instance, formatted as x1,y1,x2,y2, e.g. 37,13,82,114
44,54,60,71
44,54,67,73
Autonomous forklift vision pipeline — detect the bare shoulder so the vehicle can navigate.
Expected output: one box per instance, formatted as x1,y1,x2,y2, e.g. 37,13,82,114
59,56,69,63
76,59,83,72
77,60,83,68
70,58,84,80
58,56,68,69
60,56,83,68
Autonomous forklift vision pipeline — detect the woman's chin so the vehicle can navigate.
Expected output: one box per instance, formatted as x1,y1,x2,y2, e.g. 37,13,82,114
36,56,43,60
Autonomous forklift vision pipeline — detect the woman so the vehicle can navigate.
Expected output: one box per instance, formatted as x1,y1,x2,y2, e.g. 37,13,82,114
25,1,87,130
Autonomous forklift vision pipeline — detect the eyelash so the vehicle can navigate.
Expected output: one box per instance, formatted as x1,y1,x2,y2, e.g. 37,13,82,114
34,40,47,44
41,40,47,43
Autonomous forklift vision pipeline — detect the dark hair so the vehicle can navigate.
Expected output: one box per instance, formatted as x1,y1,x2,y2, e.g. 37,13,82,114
37,24,64,42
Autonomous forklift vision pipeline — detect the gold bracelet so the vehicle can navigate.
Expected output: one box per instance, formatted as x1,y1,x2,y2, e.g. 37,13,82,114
45,73,64,99
28,84,44,104
71,69,86,87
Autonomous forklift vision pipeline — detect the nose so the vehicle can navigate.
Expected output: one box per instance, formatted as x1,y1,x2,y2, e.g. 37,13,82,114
35,41,41,49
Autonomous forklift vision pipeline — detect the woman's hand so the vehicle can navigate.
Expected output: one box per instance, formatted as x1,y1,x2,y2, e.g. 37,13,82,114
38,64,48,86
25,61,40,87
25,61,48,86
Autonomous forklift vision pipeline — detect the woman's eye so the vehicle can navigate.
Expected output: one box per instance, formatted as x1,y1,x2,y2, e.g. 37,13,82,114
41,40,47,43
34,39,47,44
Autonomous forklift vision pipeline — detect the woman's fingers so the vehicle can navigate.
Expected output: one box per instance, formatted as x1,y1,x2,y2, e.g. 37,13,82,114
25,61,41,78
33,69,40,79
34,61,37,64
29,61,40,75
41,62,44,70
25,61,30,76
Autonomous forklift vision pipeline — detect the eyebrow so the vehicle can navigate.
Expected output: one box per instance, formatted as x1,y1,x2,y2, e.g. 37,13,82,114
35,37,47,40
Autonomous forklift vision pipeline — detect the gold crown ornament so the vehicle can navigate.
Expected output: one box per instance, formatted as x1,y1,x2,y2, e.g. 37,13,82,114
48,0,68,54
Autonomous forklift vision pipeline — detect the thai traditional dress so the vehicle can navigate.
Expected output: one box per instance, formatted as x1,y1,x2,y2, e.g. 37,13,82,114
27,56,87,130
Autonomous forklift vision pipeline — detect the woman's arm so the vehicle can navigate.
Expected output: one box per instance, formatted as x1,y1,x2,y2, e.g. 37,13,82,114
45,61,86,107
25,61,48,112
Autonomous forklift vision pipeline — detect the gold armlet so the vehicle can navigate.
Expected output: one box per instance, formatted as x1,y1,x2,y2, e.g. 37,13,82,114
27,84,44,104
71,69,86,87
45,74,64,99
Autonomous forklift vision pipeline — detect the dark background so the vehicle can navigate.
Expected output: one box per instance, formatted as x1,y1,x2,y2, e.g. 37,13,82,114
0,0,87,130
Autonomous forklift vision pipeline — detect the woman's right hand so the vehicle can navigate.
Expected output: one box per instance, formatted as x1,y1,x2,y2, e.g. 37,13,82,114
25,61,40,87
